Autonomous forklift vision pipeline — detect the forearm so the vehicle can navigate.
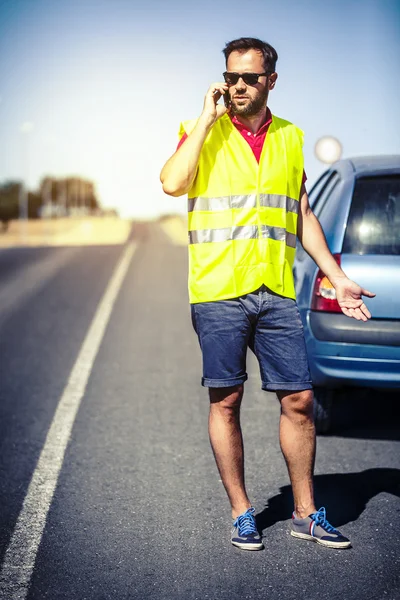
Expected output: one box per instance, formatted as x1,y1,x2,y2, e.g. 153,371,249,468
160,114,213,197
298,211,346,285
297,188,375,321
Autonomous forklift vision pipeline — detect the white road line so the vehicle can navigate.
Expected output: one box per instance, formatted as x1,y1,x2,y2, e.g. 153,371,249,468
0,241,137,600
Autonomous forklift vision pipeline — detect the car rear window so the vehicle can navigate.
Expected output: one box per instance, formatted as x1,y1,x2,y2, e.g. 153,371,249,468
343,175,400,255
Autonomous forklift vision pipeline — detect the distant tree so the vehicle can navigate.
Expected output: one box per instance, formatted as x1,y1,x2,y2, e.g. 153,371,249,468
39,177,54,201
88,185,99,211
28,191,42,219
0,181,21,230
0,175,101,227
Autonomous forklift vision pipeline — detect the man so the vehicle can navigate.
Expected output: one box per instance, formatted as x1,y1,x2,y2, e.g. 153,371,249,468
160,37,375,551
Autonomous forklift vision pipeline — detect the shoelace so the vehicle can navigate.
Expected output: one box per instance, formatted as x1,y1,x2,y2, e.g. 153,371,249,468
310,507,340,534
233,507,258,536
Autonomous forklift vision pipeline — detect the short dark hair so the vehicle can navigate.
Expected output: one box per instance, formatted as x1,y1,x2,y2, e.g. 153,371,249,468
223,37,278,73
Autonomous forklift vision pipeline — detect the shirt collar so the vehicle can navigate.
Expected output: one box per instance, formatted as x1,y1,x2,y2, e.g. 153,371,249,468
231,108,272,135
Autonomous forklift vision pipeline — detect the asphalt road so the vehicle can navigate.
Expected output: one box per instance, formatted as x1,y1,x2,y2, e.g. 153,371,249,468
0,222,399,600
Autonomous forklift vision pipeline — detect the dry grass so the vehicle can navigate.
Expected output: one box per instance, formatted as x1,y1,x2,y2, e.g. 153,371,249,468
159,215,188,246
0,217,131,247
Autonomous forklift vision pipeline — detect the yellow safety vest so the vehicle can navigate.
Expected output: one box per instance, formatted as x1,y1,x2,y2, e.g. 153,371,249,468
179,113,304,303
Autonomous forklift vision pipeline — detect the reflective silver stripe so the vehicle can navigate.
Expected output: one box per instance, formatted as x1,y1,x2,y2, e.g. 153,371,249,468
189,225,296,246
188,197,230,212
261,225,284,242
188,195,257,212
231,194,257,210
189,225,258,244
189,194,299,213
260,225,297,248
259,194,299,214
286,232,297,248
233,225,258,240
287,198,300,214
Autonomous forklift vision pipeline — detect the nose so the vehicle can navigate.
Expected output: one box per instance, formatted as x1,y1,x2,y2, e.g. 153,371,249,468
235,77,247,92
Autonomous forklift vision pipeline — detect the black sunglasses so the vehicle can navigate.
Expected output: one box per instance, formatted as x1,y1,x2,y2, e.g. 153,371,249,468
223,71,269,86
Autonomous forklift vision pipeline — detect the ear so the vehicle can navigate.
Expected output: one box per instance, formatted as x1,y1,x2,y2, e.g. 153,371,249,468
268,72,278,90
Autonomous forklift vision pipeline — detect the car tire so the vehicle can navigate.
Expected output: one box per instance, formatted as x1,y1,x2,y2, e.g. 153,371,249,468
313,387,333,434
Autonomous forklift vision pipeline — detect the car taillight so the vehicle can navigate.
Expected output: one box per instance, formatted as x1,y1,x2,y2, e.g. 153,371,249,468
311,254,342,313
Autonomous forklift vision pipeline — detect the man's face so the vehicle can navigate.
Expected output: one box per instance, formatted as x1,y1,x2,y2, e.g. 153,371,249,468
225,49,277,117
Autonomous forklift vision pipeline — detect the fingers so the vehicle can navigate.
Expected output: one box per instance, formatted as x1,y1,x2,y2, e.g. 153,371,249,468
361,288,376,298
203,83,229,123
359,301,372,319
207,83,228,101
341,306,367,321
209,82,228,93
341,302,370,321
336,280,375,320
354,307,368,321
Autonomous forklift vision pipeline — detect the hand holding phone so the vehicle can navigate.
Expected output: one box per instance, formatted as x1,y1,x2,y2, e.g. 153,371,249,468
212,87,231,110
203,83,230,125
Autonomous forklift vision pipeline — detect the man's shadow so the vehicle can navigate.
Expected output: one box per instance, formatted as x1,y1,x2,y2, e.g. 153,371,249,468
255,468,400,530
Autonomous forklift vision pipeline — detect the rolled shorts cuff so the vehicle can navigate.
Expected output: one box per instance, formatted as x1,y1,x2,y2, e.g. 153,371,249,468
202,374,248,388
262,381,313,392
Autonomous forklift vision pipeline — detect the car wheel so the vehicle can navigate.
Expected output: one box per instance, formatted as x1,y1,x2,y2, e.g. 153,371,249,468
313,387,333,434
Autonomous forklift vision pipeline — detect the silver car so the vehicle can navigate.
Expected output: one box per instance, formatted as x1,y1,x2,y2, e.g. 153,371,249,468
294,155,400,433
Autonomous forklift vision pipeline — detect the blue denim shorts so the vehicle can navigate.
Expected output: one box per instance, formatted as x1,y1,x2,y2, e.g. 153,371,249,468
191,285,312,392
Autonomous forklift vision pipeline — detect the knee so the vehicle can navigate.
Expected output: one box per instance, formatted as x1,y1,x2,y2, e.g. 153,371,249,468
209,384,244,413
278,390,314,421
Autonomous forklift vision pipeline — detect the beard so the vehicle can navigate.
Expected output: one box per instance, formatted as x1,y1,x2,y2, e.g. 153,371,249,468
230,88,269,117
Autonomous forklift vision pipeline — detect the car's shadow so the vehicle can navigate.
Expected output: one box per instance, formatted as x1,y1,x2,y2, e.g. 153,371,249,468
255,467,400,531
328,389,400,441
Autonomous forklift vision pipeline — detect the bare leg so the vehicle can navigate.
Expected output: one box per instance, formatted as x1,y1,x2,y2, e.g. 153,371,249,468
277,390,317,518
208,385,251,519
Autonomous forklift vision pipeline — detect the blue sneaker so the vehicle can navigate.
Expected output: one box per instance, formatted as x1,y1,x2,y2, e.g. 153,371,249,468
291,506,351,549
231,507,263,551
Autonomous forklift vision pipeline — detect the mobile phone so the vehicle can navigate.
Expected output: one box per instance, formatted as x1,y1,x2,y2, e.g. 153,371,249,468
224,93,231,109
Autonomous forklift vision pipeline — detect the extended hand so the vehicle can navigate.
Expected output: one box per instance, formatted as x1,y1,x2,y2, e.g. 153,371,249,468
333,277,376,321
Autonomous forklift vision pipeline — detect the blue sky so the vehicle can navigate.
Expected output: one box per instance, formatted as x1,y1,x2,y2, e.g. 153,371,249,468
0,0,399,218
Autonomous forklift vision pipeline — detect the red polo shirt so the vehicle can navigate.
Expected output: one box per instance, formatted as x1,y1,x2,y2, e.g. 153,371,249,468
177,108,306,182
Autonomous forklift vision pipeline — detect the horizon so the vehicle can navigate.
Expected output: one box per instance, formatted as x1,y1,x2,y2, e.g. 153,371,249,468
1,0,399,218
